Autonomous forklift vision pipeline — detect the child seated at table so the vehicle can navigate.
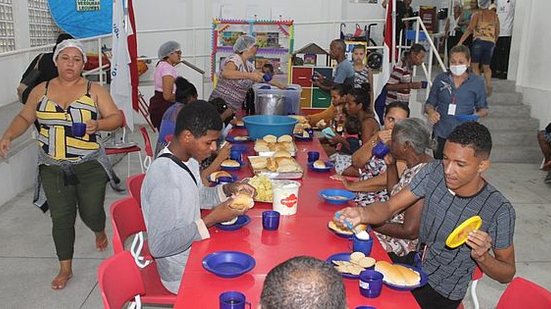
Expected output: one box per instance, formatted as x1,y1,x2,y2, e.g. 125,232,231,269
305,84,348,128
330,115,361,176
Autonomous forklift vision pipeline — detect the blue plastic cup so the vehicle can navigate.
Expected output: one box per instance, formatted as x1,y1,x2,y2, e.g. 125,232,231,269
372,142,390,159
219,291,251,309
263,73,273,82
262,210,280,231
353,233,373,256
230,150,242,163
307,151,320,163
71,122,86,137
359,270,384,298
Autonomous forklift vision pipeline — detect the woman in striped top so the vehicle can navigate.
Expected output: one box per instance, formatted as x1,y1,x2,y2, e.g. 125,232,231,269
0,39,122,290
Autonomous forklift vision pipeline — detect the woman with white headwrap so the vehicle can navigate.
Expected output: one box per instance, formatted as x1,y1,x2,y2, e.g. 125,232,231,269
457,0,500,96
0,39,122,290
209,35,264,113
149,40,182,129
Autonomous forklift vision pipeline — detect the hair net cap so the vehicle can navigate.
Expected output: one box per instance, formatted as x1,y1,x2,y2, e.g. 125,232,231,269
53,39,87,65
233,35,256,53
478,0,491,9
158,41,181,59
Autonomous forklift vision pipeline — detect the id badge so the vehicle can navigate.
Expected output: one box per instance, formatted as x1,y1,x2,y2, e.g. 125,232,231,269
448,104,457,116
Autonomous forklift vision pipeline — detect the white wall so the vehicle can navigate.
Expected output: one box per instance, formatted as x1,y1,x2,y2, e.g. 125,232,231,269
509,0,551,128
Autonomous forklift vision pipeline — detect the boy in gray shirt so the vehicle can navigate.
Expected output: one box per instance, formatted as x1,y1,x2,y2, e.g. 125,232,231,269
337,122,516,309
141,101,255,294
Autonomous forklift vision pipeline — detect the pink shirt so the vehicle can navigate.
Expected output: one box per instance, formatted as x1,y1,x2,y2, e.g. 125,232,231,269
154,61,178,92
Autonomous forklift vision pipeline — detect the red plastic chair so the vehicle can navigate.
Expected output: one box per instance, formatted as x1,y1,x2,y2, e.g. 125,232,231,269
109,197,176,305
126,174,145,207
496,277,551,309
457,266,484,309
98,251,144,309
139,127,153,171
105,110,143,177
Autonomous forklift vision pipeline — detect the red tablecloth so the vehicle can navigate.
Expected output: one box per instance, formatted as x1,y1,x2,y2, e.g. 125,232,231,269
174,133,420,309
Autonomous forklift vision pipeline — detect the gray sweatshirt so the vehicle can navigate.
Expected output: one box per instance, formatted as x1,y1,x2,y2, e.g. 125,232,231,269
141,149,226,294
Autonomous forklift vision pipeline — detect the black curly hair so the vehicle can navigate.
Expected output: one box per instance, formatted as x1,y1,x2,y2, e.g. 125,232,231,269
447,122,492,158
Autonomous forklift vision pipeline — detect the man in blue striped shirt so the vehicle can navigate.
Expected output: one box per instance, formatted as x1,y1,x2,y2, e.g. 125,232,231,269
337,122,516,309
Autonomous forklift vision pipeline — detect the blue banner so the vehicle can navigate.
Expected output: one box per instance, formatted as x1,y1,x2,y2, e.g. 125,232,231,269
48,0,112,38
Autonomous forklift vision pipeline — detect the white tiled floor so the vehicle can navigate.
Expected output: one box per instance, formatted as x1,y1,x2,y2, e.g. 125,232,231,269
0,133,550,308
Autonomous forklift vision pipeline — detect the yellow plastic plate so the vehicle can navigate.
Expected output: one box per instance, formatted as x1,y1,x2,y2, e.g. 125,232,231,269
445,216,483,248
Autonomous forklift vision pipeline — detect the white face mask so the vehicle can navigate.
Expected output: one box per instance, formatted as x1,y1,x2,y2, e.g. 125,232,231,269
450,64,468,76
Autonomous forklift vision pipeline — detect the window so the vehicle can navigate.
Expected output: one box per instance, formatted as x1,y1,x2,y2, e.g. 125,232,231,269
0,0,15,53
28,0,61,47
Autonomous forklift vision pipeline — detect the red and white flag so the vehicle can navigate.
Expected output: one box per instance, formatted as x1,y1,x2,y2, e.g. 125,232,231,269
110,0,138,130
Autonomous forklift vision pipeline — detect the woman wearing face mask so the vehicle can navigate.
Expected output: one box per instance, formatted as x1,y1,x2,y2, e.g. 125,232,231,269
425,45,488,159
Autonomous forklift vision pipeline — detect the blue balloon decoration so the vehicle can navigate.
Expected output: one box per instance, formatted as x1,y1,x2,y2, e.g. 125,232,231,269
48,0,113,39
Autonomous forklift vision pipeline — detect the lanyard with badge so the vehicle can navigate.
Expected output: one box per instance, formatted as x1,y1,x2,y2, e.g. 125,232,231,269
448,94,457,116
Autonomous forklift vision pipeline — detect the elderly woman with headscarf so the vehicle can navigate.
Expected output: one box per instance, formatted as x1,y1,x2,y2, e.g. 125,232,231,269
0,39,122,290
457,0,499,95
209,35,264,114
149,40,182,129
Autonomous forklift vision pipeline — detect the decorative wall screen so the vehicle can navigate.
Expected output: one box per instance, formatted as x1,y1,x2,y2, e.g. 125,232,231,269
28,0,61,47
0,0,15,53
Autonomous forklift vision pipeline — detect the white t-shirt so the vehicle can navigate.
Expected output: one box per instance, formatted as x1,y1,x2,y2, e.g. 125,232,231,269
497,0,515,37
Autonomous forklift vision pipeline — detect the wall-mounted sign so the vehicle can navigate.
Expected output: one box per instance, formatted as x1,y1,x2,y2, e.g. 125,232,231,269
76,0,101,12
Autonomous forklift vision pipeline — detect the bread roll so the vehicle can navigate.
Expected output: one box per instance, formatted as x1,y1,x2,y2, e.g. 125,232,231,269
313,160,326,169
209,170,232,182
254,144,270,152
250,157,267,170
266,157,278,172
221,159,240,168
277,134,292,143
273,150,292,158
374,261,420,286
263,135,277,143
255,139,268,146
277,164,296,173
229,193,254,210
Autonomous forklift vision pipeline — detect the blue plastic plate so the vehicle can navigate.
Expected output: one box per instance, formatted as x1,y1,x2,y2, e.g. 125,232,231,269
202,251,256,278
226,135,250,143
209,173,239,184
382,264,428,291
293,133,313,141
326,253,361,279
215,215,251,231
455,114,480,122
319,189,356,204
308,161,334,172
220,162,242,171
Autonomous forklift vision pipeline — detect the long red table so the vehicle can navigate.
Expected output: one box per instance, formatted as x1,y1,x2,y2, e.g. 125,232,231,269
174,132,420,308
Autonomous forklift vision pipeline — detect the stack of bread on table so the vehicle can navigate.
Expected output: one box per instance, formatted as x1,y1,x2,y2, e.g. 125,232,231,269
251,135,299,173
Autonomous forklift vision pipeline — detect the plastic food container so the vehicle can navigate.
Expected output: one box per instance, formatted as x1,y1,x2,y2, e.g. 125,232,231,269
272,180,301,215
253,83,302,115
243,115,297,140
